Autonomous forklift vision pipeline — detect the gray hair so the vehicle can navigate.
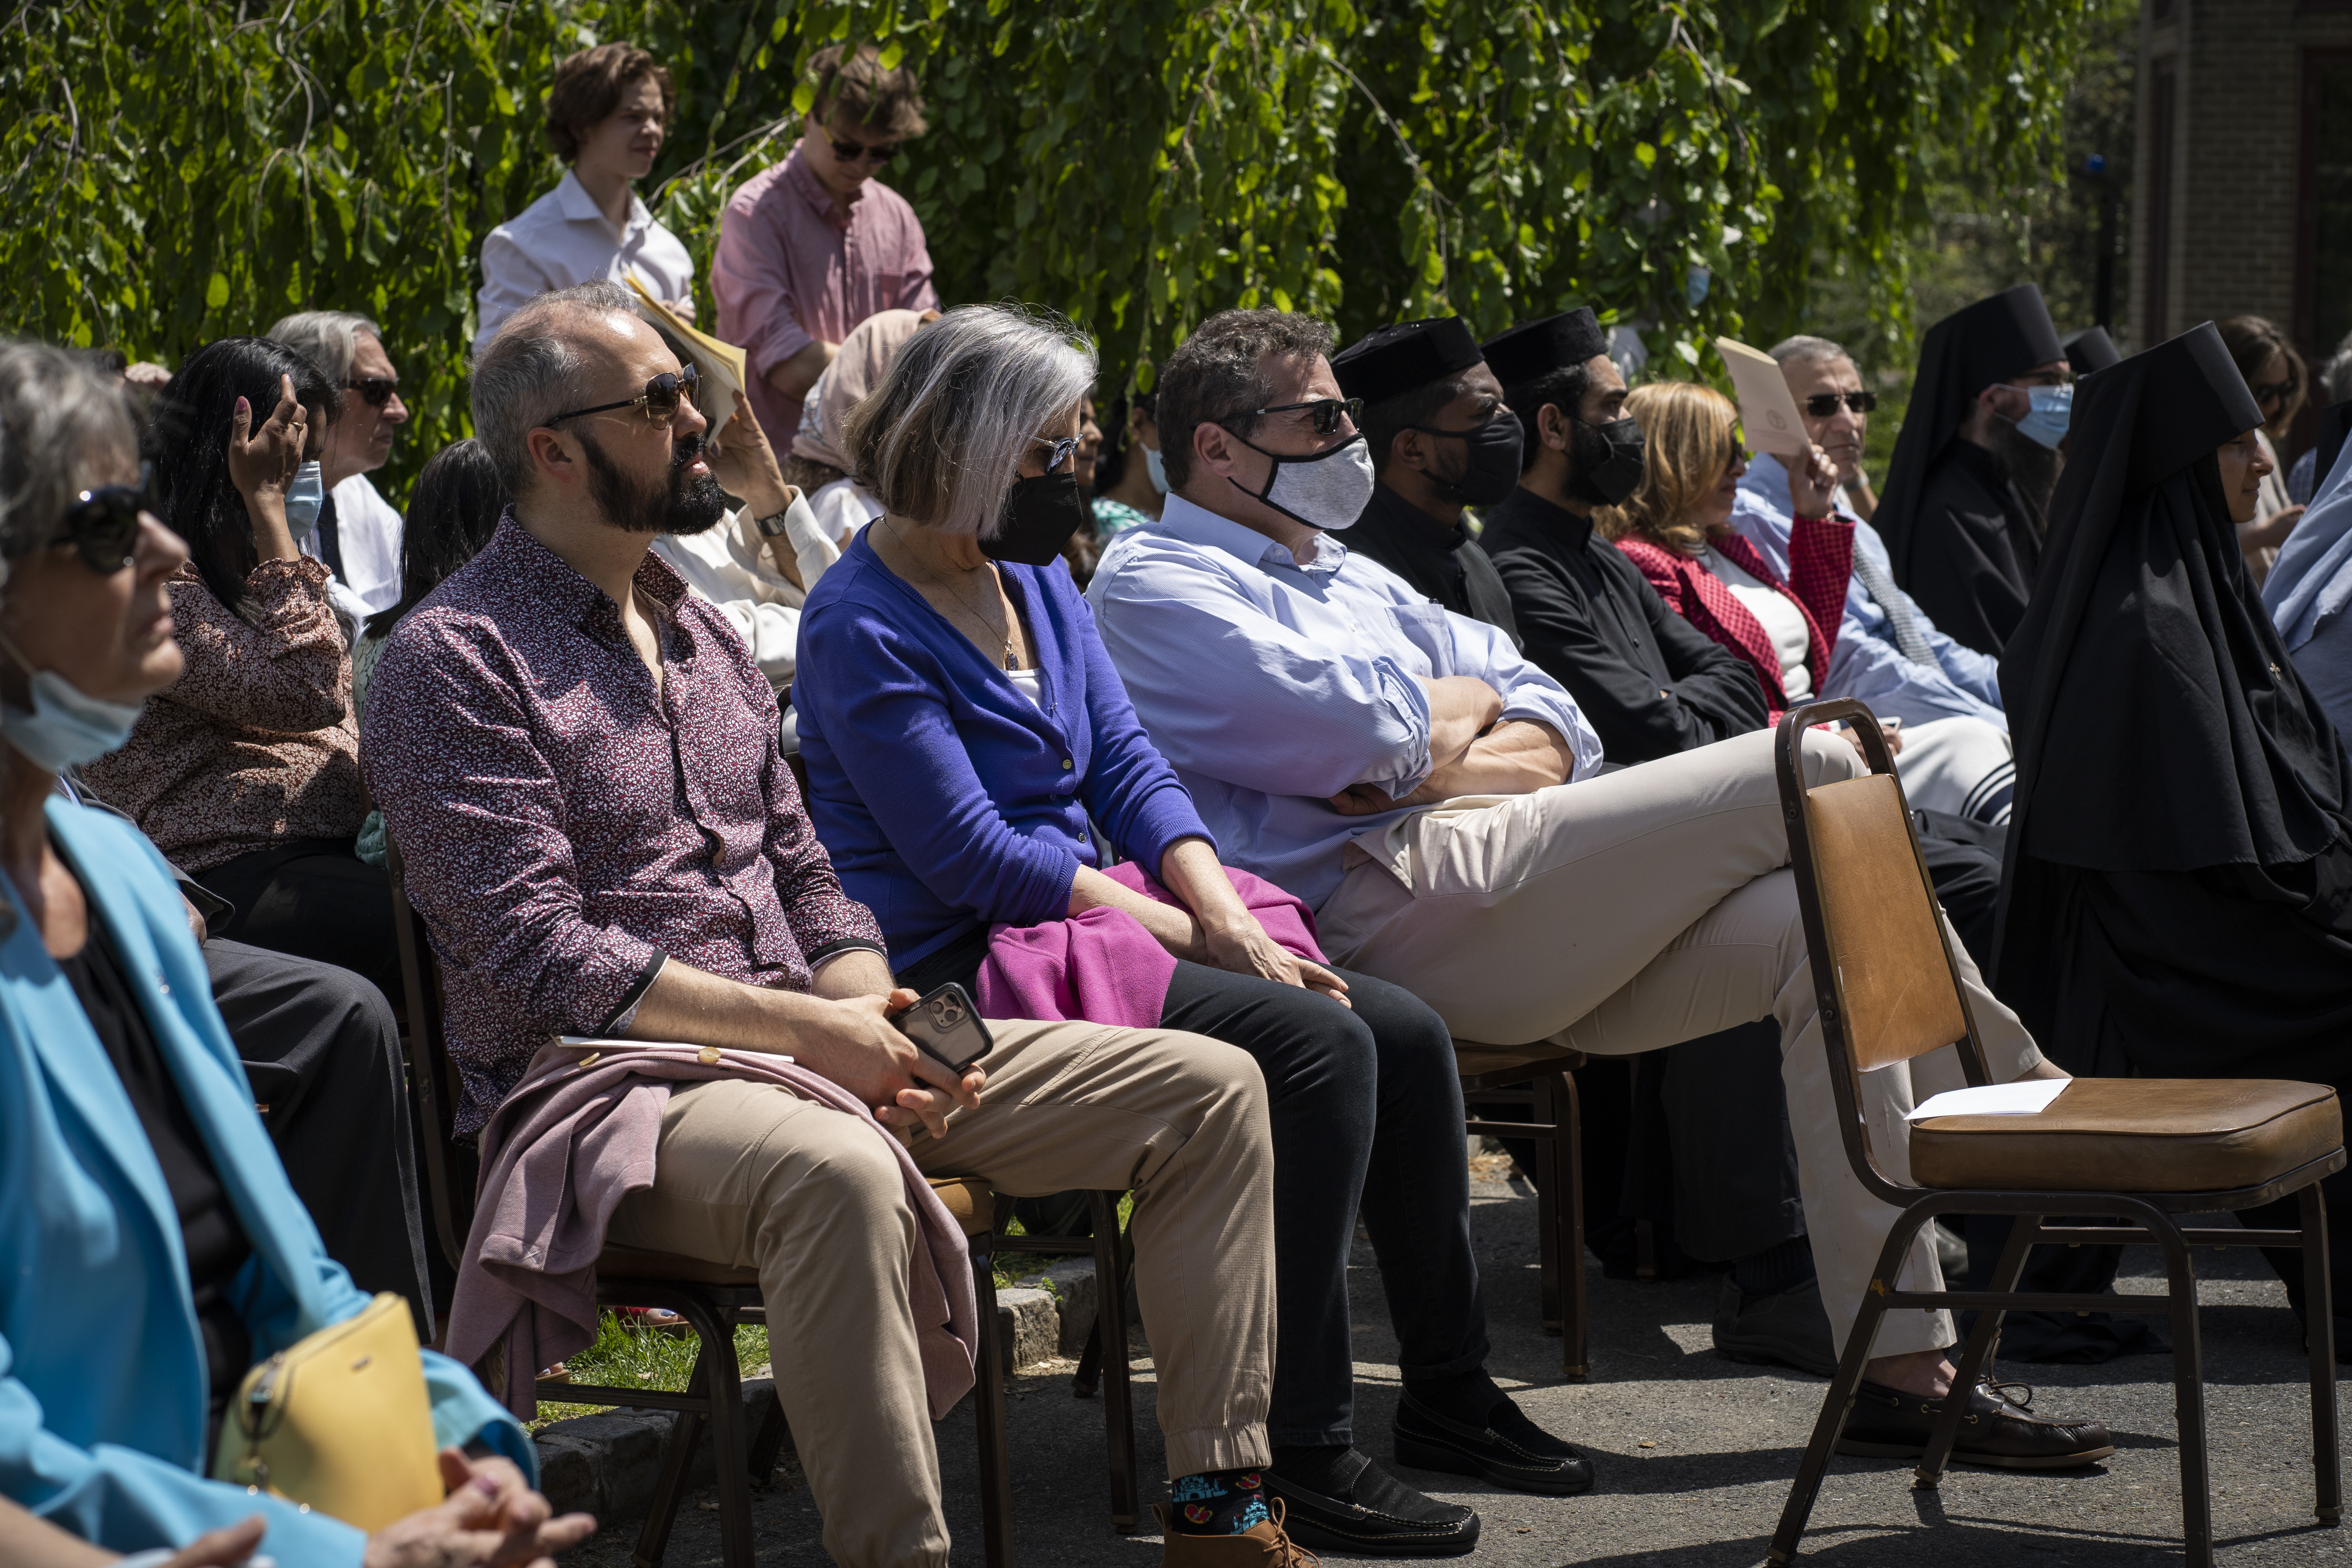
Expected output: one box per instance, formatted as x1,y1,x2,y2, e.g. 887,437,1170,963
844,304,1096,536
469,280,639,495
267,309,383,386
0,341,140,566
1768,334,1851,370
2323,328,2352,407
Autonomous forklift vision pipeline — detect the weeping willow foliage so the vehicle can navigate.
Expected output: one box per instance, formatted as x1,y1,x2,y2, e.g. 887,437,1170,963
0,0,2092,493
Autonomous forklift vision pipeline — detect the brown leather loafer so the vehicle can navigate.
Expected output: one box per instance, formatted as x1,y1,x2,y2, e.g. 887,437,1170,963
1156,1499,1321,1565
1835,1377,2113,1469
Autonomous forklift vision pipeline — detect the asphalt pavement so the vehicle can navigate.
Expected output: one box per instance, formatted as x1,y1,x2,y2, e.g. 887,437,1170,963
559,1164,2349,1566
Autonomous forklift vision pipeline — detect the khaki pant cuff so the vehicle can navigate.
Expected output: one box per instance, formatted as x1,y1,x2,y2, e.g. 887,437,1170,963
1848,1308,1956,1363
1163,1424,1272,1480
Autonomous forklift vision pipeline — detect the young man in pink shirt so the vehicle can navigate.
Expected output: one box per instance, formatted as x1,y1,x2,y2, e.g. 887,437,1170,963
713,44,941,451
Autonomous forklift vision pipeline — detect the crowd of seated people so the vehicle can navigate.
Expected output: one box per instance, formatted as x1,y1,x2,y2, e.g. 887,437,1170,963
15,28,2352,1568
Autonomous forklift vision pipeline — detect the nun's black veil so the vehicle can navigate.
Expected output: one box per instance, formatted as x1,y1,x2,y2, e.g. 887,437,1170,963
1991,323,2352,1340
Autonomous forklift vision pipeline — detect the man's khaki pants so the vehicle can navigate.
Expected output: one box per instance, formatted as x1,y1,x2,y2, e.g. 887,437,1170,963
1316,727,2042,1363
606,1020,1275,1568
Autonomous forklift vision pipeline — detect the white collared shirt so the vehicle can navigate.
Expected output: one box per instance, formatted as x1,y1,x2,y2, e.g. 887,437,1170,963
474,170,698,352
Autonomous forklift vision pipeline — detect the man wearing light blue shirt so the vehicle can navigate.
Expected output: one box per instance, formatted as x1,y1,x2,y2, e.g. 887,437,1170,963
1731,336,2016,823
1090,308,2117,1465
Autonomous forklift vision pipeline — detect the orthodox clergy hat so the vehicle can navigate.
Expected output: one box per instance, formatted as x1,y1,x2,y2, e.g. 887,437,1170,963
1480,308,1609,390
2063,325,2122,378
1332,317,1485,403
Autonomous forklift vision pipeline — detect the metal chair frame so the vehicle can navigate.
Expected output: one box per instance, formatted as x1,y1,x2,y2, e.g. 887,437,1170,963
1766,700,2343,1568
1456,1046,1590,1378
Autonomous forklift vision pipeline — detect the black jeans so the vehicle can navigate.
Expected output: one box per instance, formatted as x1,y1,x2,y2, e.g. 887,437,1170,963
197,838,400,1001
1159,960,1485,1448
208,937,432,1337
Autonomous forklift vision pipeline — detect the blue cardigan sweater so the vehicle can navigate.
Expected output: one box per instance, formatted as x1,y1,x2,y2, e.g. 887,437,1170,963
795,530,1212,971
0,796,531,1563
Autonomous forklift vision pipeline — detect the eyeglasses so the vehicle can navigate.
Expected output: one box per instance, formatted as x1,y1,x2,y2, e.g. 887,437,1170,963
1800,391,1878,417
818,124,902,164
2252,379,2297,407
1033,433,1084,471
346,377,399,408
1223,397,1363,436
54,463,153,575
548,363,700,428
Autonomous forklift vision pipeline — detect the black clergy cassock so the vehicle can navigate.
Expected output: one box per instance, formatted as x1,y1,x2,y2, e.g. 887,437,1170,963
1344,482,1523,648
1902,439,2042,659
1478,486,1767,757
1998,320,2352,1349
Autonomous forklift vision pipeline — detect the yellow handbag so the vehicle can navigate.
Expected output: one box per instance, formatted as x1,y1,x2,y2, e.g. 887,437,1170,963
210,1292,446,1532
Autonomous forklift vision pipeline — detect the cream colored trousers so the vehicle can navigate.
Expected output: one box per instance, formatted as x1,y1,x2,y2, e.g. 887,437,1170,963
606,1019,1275,1568
1316,727,2042,1361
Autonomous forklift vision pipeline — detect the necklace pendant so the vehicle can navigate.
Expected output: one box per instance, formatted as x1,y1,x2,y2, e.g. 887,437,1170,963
1005,652,1018,670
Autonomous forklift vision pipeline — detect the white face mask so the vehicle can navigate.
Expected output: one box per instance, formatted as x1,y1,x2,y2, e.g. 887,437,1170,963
284,460,325,534
0,630,144,773
1227,433,1377,531
1143,445,1169,495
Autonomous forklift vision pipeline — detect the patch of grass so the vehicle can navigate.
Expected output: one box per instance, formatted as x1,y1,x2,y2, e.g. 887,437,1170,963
530,1311,771,1431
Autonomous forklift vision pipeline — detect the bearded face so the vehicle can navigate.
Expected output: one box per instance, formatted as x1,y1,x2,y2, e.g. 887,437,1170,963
579,424,729,537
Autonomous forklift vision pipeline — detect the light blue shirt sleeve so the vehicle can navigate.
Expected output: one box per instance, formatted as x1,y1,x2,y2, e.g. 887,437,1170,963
1731,465,2004,729
1087,539,1443,801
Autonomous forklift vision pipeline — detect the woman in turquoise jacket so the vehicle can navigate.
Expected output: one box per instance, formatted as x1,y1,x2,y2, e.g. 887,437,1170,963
0,343,593,1568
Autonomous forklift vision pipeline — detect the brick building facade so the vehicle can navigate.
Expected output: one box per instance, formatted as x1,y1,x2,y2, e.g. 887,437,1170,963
2135,0,2352,367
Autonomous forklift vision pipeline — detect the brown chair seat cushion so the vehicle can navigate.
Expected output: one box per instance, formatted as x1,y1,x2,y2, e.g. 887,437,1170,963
595,1176,996,1287
1909,1078,2342,1194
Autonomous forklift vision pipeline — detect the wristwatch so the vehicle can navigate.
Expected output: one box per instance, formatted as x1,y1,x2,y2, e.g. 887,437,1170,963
754,505,794,538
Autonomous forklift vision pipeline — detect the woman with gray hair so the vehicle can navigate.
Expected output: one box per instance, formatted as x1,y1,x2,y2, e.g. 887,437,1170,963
793,305,1588,1557
0,341,586,1568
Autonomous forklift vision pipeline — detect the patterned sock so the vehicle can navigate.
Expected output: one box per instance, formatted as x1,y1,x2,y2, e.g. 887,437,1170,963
1166,1466,1272,1535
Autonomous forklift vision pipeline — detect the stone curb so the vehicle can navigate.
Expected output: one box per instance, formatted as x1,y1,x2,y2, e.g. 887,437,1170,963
533,1258,1104,1523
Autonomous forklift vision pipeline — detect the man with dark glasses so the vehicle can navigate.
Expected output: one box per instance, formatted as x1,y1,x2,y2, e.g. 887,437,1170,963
714,41,939,452
268,310,411,622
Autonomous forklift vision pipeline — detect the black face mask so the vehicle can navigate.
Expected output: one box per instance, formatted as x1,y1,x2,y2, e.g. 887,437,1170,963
985,470,1089,565
1407,408,1525,508
1566,414,1646,506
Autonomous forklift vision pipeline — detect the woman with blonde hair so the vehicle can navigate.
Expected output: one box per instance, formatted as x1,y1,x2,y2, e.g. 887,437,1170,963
1600,381,1849,723
2219,314,2309,582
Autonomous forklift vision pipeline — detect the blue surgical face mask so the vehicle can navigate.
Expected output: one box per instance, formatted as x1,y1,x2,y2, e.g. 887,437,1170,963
2005,384,2074,451
0,630,145,773
284,460,325,534
1143,445,1169,495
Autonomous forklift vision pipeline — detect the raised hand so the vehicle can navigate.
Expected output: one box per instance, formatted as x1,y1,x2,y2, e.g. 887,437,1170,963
226,373,308,560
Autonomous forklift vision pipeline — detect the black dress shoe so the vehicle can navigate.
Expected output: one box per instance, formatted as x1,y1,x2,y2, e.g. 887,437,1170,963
1836,1377,2114,1469
1263,1447,1480,1557
1713,1276,1837,1377
1392,1389,1596,1496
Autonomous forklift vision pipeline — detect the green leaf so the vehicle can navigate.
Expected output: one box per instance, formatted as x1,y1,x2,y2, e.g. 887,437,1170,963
204,272,228,310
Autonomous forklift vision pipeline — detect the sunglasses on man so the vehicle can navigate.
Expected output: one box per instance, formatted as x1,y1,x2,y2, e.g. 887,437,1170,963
548,363,701,428
54,463,154,575
1222,397,1363,436
1800,391,1877,417
819,124,902,165
346,377,400,408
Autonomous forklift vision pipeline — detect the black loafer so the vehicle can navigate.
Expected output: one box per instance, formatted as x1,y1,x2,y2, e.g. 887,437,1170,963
1392,1389,1596,1496
1263,1448,1480,1557
1836,1377,2114,1469
1713,1276,1837,1377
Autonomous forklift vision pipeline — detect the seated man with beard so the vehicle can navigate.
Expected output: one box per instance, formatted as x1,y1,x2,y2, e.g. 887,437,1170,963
1872,284,2071,659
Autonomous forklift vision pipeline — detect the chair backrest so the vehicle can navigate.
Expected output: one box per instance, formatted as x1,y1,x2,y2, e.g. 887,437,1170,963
1774,702,1991,1198
385,838,478,1276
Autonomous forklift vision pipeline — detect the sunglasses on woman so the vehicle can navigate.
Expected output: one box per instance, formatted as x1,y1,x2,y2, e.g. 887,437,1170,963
1032,433,1084,471
56,463,154,575
548,363,701,427
2252,379,2296,407
819,125,902,165
346,377,399,408
1800,391,1877,417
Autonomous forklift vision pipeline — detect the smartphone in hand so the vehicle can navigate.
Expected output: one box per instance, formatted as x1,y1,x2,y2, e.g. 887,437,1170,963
894,982,995,1074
